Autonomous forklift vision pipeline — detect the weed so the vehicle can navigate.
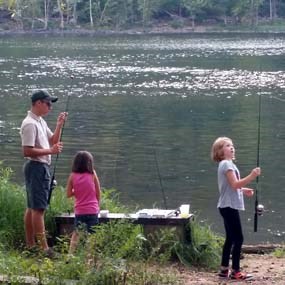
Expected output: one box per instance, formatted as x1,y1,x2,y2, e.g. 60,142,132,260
174,219,222,269
273,245,285,258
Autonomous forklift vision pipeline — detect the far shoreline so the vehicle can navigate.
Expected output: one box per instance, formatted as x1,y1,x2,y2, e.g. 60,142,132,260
1,25,285,37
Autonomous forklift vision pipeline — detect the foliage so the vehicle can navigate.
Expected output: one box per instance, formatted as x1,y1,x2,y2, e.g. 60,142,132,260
0,0,285,31
273,245,285,258
0,222,182,284
100,187,130,213
174,219,222,269
89,220,144,260
0,164,129,248
0,164,223,283
0,164,26,249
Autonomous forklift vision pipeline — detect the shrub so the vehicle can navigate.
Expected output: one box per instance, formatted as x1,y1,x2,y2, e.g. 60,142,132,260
0,164,26,248
174,219,222,269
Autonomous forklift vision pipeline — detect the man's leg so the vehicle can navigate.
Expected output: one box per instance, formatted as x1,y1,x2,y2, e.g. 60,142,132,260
32,209,49,250
24,208,35,248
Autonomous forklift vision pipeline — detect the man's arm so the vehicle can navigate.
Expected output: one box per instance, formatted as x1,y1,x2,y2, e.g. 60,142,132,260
49,112,68,145
22,144,62,157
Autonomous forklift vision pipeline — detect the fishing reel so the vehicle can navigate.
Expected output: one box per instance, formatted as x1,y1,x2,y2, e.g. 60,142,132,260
51,179,57,188
166,208,181,217
256,204,265,216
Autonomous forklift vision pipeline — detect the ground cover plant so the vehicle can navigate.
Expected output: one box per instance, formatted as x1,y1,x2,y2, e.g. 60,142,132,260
0,164,222,284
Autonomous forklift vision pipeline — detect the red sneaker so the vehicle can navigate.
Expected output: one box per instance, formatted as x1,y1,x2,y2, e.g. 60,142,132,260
230,271,253,280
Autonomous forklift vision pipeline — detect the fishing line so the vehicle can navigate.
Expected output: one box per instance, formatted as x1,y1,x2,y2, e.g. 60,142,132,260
48,75,73,205
153,146,168,209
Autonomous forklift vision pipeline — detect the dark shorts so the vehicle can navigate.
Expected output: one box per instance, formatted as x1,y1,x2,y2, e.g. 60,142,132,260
24,160,51,210
74,214,99,234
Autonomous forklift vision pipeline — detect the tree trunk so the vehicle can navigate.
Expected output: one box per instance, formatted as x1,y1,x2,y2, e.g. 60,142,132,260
178,0,182,17
255,1,259,26
272,0,278,18
57,0,64,29
250,0,258,26
269,0,273,20
142,0,149,29
99,0,110,26
89,0,94,28
44,0,49,30
191,14,195,29
14,0,23,30
73,0,77,25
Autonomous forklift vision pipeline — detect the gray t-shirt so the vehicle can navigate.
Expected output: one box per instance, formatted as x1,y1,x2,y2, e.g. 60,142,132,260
217,159,245,210
20,111,53,165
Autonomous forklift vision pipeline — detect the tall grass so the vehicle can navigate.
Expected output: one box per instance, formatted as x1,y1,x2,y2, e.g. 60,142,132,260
0,163,223,284
174,220,223,269
0,164,26,248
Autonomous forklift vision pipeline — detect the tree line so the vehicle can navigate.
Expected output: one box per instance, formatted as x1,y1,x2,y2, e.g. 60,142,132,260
0,0,285,31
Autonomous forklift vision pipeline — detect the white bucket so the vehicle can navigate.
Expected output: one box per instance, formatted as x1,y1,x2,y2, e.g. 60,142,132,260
180,204,190,218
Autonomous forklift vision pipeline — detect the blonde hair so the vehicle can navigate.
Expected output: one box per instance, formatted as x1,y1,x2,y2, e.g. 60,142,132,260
211,137,232,162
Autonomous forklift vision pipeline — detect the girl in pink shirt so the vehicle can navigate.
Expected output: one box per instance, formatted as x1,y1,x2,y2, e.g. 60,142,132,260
66,151,101,253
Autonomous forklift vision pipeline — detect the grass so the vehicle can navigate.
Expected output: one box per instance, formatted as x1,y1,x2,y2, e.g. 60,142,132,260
273,245,285,258
0,163,222,284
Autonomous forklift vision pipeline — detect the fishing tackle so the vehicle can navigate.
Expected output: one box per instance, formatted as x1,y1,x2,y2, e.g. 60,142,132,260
48,75,73,205
256,204,265,216
254,92,262,232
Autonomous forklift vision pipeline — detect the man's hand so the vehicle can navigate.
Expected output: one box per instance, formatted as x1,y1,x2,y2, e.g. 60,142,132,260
57,112,68,128
51,142,63,154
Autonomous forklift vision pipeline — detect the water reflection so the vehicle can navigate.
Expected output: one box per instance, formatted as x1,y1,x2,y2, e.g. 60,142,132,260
0,34,285,244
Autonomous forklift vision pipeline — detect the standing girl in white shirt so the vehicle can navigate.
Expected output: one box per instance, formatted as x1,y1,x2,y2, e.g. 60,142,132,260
211,137,261,280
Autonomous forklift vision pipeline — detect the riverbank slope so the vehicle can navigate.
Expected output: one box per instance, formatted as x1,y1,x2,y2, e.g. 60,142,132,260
181,253,285,285
1,21,285,35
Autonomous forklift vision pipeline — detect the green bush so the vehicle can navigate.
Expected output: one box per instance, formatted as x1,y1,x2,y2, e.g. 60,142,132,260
0,165,26,248
174,220,222,269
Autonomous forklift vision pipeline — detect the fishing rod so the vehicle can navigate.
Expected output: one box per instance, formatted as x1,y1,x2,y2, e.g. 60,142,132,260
254,92,264,232
48,75,73,205
153,147,168,209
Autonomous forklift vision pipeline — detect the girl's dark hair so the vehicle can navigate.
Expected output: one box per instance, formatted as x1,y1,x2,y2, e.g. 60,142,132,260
72,151,94,174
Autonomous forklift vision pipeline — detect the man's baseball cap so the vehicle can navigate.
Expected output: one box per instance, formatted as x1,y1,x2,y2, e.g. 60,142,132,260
31,90,58,103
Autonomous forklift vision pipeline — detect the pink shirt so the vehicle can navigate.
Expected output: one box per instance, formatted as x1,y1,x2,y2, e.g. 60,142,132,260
72,172,100,215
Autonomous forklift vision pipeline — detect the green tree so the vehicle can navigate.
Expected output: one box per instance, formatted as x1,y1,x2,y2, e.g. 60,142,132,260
0,0,14,9
182,0,212,27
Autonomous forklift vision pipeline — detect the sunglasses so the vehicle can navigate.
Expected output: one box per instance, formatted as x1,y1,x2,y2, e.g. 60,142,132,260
41,100,51,107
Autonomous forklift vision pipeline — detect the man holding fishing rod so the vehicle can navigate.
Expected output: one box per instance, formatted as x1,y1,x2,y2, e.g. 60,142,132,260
20,89,68,257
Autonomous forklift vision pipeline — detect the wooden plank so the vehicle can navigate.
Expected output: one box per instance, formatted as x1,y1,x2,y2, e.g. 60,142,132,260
54,212,194,242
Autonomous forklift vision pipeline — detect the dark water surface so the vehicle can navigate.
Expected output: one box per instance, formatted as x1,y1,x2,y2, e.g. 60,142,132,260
1,33,285,244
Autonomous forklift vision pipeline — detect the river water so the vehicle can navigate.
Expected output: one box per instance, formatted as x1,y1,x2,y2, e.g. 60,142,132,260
1,33,285,244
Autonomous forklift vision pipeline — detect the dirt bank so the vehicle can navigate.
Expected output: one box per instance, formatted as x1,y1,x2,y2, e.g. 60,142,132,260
179,253,285,285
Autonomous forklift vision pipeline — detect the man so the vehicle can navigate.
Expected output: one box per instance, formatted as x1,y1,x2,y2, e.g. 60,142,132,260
20,89,67,255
